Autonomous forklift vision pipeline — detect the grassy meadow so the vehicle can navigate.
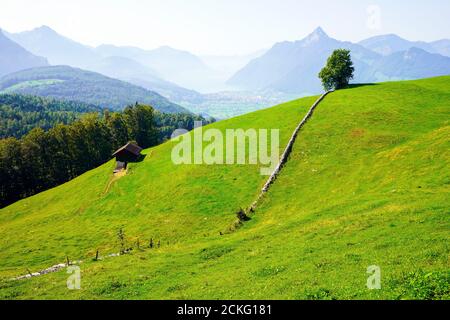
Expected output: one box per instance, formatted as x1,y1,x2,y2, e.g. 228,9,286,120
0,77,449,299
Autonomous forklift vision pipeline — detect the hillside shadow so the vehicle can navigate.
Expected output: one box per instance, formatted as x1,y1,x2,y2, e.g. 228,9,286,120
347,83,379,89
115,154,147,164
129,154,147,163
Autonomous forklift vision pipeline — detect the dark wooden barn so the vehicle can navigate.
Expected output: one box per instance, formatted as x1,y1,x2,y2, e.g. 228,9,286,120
112,142,143,173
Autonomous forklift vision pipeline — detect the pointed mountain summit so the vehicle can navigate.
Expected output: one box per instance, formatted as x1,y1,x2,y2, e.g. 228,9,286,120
6,25,97,67
34,25,58,35
302,27,329,43
227,27,379,93
313,26,327,36
228,26,450,94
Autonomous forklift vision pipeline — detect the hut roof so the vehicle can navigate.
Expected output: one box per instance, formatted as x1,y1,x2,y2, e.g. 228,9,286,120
112,142,143,157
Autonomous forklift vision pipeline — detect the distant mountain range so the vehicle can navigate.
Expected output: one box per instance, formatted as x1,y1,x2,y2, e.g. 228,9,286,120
2,25,450,111
370,47,450,81
0,29,48,77
83,55,204,104
228,27,450,93
4,26,210,99
4,26,97,68
358,34,450,57
4,26,263,95
0,65,189,113
200,49,268,83
228,28,378,93
5,26,232,93
95,44,213,91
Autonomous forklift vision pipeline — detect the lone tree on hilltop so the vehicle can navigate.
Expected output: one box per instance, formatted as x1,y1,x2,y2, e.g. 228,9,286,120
319,49,354,91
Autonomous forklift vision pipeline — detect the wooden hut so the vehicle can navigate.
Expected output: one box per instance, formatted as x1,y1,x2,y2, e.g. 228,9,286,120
112,142,143,173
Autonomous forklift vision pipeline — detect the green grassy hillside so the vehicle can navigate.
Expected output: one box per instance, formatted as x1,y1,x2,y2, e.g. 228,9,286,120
0,77,449,299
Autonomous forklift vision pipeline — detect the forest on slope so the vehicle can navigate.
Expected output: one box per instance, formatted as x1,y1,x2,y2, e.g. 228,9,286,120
0,97,209,208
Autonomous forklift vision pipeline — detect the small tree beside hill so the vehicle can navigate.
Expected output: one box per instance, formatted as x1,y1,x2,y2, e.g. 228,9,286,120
319,49,354,91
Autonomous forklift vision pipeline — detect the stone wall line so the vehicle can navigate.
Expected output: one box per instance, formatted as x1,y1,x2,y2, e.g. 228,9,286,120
248,90,334,212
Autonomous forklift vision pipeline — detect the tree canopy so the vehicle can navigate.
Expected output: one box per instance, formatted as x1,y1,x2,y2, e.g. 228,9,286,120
0,94,102,138
319,49,355,91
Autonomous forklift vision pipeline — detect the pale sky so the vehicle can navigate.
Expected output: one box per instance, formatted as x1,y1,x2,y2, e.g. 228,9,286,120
1,0,449,55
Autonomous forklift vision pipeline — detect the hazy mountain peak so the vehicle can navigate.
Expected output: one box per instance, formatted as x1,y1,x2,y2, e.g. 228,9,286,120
358,34,441,56
301,27,329,45
0,29,49,76
228,25,450,94
313,27,328,37
403,46,427,59
33,25,58,35
7,26,97,67
378,34,403,40
37,25,53,31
